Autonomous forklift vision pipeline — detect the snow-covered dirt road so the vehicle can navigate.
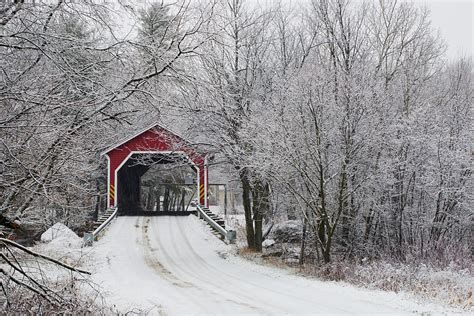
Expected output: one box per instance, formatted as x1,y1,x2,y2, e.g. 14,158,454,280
90,216,443,315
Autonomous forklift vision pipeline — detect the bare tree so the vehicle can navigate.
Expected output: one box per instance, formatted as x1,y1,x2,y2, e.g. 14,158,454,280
0,0,212,229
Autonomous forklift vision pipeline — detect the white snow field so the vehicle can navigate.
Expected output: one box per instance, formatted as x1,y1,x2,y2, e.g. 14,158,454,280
90,216,448,315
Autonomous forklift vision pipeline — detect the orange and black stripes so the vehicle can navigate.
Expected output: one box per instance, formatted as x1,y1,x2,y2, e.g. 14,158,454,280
199,185,205,201
109,184,115,201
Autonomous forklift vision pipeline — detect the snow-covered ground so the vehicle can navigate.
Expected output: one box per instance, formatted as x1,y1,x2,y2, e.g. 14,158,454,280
89,216,454,314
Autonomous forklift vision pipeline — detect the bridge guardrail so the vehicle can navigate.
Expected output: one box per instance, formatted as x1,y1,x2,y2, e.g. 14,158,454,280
83,207,118,246
195,205,236,244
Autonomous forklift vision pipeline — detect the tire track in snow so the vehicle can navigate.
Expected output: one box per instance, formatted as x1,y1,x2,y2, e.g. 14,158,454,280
137,217,208,312
179,216,351,314
150,217,259,313
141,217,193,289
181,216,396,314
148,216,230,313
152,216,268,314
167,216,275,313
169,217,284,313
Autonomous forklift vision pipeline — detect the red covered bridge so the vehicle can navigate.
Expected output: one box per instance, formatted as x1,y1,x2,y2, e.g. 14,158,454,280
101,123,209,214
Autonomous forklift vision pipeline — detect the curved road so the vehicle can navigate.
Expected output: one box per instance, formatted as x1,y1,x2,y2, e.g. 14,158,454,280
91,216,438,314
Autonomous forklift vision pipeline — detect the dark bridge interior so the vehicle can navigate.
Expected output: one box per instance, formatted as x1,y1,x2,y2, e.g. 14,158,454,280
117,153,197,216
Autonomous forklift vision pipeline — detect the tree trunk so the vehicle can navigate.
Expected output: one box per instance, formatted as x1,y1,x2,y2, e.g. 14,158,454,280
240,168,255,249
156,188,161,212
93,179,101,220
146,185,154,210
163,187,169,212
252,180,270,252
180,190,185,211
299,216,307,265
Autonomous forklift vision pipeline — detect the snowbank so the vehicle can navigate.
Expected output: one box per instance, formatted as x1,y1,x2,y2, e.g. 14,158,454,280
40,222,82,248
262,239,275,248
272,220,302,243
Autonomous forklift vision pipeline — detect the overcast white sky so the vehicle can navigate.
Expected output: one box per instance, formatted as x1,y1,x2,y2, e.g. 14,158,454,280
415,0,473,59
123,0,473,59
250,0,473,59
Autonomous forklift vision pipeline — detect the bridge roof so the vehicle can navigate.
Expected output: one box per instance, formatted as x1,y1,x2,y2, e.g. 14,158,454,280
100,122,193,156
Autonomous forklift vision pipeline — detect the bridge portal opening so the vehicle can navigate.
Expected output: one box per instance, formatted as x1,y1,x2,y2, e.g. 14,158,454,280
141,159,197,213
101,124,209,214
117,153,198,215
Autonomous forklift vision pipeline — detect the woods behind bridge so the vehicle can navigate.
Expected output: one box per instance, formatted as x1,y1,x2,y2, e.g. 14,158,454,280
1,0,472,274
